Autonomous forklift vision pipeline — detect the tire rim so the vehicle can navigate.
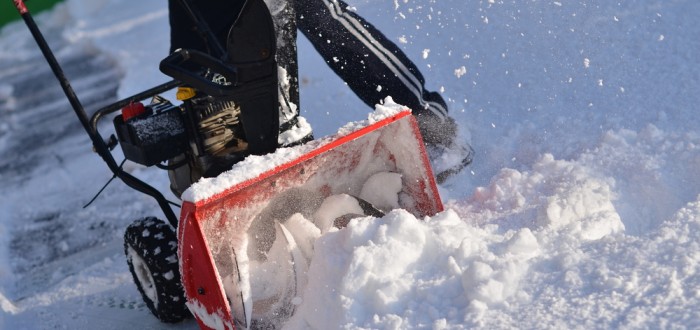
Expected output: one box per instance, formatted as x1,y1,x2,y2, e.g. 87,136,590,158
127,245,159,308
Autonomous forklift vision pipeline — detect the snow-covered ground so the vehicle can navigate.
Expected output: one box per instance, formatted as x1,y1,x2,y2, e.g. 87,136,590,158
1,0,699,329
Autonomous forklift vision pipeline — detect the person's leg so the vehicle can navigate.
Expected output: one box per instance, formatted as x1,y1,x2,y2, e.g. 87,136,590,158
265,0,314,147
296,0,473,182
295,0,456,146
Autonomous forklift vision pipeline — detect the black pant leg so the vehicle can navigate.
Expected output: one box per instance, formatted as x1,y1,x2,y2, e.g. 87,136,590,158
295,0,449,123
267,0,301,123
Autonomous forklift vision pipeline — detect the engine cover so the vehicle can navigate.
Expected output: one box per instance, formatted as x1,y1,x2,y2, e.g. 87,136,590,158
114,100,188,166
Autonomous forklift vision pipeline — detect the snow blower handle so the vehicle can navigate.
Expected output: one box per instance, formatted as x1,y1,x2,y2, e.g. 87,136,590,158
12,0,180,227
12,0,27,14
160,48,239,96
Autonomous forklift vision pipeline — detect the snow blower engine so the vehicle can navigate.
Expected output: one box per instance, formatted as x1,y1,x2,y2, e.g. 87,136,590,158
112,0,280,197
114,93,248,197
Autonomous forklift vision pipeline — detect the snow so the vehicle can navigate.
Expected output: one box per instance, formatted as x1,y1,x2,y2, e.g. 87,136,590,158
128,109,185,144
359,172,403,211
314,194,367,233
336,96,407,136
186,299,232,330
277,66,313,147
1,0,700,329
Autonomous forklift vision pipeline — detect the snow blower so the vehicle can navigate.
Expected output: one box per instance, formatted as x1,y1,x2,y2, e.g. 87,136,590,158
12,0,443,328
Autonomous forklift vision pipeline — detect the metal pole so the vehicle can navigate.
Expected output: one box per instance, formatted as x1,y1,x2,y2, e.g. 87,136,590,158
11,0,180,227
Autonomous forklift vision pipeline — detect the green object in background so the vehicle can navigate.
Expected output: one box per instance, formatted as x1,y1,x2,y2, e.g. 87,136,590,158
1,0,64,28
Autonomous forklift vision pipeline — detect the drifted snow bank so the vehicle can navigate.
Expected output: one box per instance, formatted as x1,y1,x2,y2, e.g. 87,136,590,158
285,152,626,328
463,153,624,241
282,124,700,328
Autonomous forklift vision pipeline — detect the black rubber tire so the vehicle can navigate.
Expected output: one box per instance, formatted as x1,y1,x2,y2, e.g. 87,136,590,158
124,217,190,323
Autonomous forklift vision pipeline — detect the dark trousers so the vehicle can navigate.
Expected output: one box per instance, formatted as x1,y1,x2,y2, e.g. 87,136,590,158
168,0,449,141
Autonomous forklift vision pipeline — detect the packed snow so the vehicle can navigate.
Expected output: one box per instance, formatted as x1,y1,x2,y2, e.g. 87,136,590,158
1,0,699,329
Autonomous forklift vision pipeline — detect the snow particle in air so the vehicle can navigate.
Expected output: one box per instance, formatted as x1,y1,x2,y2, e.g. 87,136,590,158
454,66,467,78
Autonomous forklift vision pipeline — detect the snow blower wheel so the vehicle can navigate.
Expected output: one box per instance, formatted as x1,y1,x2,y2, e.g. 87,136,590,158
124,217,190,323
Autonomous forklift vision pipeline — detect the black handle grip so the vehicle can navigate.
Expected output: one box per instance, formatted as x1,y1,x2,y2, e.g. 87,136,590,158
159,49,239,97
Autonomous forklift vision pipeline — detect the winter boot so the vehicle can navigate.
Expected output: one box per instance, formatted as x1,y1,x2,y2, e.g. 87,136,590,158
413,94,474,184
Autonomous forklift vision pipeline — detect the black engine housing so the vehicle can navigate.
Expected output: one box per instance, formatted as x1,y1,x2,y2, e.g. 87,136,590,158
114,100,188,167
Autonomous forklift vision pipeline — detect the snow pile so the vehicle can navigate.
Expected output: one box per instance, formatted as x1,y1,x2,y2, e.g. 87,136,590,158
579,125,700,235
463,154,624,241
283,141,700,328
285,152,629,328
